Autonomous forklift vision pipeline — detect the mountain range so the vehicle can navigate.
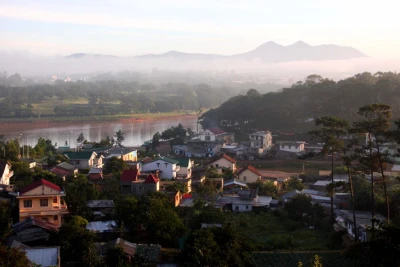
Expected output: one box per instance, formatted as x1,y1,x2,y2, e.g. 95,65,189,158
67,41,367,62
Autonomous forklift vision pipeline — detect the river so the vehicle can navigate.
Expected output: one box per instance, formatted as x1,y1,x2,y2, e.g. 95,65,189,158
0,116,198,147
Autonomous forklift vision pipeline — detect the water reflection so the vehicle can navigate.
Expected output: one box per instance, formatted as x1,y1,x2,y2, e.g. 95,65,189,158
0,117,198,147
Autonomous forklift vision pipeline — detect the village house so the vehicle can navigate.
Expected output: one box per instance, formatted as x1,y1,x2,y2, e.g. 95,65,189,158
207,154,237,173
236,165,262,183
17,179,68,227
120,169,140,194
0,160,13,185
175,158,194,178
63,151,103,169
249,131,273,151
335,209,387,242
131,174,160,197
214,189,272,212
141,157,180,179
88,167,103,181
120,170,160,197
86,200,115,220
10,216,58,244
198,127,234,143
50,162,78,180
276,141,306,153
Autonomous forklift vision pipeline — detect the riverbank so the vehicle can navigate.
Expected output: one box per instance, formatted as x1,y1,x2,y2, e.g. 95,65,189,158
0,111,198,127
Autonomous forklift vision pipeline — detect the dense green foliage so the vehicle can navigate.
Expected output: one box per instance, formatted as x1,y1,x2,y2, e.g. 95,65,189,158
200,72,400,137
0,244,37,267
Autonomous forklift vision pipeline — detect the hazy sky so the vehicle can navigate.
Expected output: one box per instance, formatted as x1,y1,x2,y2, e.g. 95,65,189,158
0,0,399,58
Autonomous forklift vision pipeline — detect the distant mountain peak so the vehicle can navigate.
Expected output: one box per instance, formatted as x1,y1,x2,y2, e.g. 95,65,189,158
66,41,367,62
290,40,310,46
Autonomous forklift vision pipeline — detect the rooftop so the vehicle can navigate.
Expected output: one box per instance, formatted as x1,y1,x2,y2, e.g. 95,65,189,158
144,174,159,184
19,179,61,195
237,165,262,176
175,157,191,167
143,157,179,165
25,247,59,267
206,127,226,135
64,151,95,160
120,169,140,182
57,162,77,171
86,220,117,232
87,200,115,208
209,154,236,165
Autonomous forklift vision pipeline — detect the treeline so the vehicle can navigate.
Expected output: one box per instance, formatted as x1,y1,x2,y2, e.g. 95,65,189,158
0,77,242,117
200,72,400,136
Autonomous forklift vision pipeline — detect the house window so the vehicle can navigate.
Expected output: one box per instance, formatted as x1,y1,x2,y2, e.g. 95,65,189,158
215,164,219,168
235,206,239,211
53,215,58,221
164,163,168,168
156,163,160,168
53,196,58,203
205,136,211,141
60,198,65,205
289,145,291,149
76,160,80,164
281,145,284,149
23,200,32,208
246,206,248,209
40,199,49,207
243,176,247,181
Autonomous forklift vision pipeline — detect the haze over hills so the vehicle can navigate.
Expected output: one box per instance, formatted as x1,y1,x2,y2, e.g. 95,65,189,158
66,41,367,62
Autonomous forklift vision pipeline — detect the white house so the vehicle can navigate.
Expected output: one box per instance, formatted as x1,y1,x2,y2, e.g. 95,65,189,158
199,127,227,142
249,131,272,151
207,154,237,173
277,141,305,153
141,157,180,179
236,165,262,183
0,160,13,185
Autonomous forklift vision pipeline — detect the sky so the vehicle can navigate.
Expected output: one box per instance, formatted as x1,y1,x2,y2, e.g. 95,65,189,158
0,0,399,58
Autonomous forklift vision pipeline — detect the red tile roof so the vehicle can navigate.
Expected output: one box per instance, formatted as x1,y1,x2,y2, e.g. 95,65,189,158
182,193,192,199
19,179,61,195
120,169,140,182
207,127,226,135
208,154,237,165
142,157,153,163
237,165,262,176
144,174,159,184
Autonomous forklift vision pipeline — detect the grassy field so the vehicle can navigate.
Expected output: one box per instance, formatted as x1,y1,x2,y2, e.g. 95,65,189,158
228,212,334,251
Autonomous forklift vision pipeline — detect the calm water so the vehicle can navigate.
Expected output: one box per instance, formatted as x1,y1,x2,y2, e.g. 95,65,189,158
0,117,198,147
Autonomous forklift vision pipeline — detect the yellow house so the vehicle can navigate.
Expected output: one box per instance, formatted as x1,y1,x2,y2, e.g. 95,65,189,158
207,154,237,173
17,179,68,227
237,165,262,184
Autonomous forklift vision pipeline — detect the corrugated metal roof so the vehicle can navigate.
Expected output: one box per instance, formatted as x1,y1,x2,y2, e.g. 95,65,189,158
86,220,117,232
25,247,59,267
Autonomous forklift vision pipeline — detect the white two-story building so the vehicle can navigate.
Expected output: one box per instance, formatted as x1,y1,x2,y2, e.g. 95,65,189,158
141,157,180,179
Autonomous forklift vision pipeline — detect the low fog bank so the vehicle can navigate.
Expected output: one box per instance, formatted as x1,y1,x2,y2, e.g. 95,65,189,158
0,51,399,79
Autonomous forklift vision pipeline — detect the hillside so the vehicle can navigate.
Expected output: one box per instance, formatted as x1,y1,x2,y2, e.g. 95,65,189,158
199,72,400,136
